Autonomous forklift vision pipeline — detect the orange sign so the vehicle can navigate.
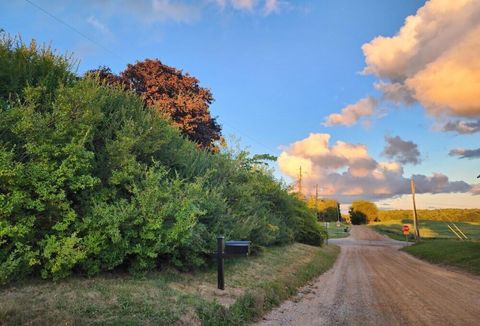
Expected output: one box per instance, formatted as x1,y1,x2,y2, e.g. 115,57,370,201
402,224,410,235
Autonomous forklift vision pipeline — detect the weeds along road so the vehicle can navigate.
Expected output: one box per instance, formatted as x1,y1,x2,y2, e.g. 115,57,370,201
256,226,480,326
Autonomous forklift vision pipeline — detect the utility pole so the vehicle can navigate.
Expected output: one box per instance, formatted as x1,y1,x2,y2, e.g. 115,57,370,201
336,201,341,223
298,166,303,199
410,177,420,240
315,184,319,220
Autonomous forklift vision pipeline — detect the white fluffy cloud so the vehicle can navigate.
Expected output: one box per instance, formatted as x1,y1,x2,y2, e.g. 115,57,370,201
264,0,279,15
89,0,284,25
150,0,201,22
362,0,480,118
278,133,472,202
88,0,201,23
214,0,283,15
86,16,112,36
231,0,256,11
323,97,377,127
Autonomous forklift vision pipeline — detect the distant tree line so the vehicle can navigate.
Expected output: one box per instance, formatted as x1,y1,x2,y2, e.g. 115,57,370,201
347,199,480,225
378,209,480,223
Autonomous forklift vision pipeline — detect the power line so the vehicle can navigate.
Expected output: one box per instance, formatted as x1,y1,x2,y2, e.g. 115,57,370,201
25,0,282,160
222,121,279,155
24,0,122,60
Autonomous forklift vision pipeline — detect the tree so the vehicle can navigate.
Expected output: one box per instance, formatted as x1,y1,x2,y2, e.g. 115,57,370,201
85,59,222,151
306,197,340,222
349,200,378,224
0,35,75,108
349,207,367,225
84,66,124,86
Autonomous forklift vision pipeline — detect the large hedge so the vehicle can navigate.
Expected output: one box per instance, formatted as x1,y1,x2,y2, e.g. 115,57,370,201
0,36,325,284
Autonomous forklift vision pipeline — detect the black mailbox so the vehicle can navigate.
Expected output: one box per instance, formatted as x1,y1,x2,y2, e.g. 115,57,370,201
217,237,251,290
225,240,250,257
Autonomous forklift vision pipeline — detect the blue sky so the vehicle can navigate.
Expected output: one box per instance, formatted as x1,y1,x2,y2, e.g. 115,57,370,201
1,0,479,209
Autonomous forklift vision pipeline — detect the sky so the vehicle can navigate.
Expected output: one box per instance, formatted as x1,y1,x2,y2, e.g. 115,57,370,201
1,0,479,210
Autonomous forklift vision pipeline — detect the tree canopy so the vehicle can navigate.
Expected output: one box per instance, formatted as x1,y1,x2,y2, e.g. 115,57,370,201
349,200,379,224
306,197,341,222
85,59,222,151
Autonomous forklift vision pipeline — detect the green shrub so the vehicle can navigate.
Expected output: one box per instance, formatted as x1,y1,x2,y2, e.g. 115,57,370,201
0,35,325,284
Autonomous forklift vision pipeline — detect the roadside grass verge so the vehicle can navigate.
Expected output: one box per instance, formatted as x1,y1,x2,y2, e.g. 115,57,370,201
325,222,350,239
370,219,480,241
0,243,339,325
402,240,480,275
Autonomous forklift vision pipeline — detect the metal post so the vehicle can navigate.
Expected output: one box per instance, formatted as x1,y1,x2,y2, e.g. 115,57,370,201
410,177,420,240
336,202,341,226
217,236,225,290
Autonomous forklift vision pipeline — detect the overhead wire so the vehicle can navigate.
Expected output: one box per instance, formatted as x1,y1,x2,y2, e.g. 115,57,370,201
25,0,278,157
24,0,124,61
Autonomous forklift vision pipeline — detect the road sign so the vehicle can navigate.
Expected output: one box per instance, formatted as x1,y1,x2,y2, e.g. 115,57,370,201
402,224,410,235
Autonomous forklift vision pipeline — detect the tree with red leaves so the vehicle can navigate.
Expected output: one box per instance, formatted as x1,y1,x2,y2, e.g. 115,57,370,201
85,59,222,150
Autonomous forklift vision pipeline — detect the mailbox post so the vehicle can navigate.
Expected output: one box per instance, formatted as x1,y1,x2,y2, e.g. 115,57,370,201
217,236,225,290
216,236,250,290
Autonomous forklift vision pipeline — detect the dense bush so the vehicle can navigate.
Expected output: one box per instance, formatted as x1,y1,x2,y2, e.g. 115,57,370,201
0,36,324,284
378,209,480,223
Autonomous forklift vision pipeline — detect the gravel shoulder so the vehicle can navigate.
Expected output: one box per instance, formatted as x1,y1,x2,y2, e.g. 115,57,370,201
255,225,480,326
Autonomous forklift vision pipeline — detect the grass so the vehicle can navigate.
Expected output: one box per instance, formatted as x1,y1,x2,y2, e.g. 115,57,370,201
324,222,351,239
402,240,480,275
369,219,480,241
370,219,480,276
0,243,339,325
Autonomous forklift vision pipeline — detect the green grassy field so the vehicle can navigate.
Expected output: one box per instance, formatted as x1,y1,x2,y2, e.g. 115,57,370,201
0,243,339,325
370,219,480,241
370,219,480,275
324,222,351,239
402,240,480,275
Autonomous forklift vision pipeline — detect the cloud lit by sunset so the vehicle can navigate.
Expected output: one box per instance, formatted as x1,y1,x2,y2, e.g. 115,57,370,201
278,133,472,203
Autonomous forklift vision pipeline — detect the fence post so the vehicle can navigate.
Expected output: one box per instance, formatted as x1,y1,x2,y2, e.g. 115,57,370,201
217,236,225,290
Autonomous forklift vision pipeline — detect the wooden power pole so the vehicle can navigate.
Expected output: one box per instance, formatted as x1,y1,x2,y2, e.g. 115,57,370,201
298,166,303,198
410,177,420,240
315,184,319,220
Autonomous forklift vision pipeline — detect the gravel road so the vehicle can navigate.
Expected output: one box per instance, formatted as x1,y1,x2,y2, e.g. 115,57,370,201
255,225,480,325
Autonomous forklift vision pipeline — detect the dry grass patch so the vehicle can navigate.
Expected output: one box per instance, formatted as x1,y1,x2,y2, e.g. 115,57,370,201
0,243,339,325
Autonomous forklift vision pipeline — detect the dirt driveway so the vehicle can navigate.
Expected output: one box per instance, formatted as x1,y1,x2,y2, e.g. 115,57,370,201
255,226,480,325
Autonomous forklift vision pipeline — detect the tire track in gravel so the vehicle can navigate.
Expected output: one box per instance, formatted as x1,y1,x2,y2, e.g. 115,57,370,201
254,226,480,326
